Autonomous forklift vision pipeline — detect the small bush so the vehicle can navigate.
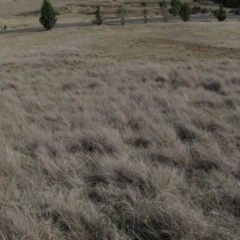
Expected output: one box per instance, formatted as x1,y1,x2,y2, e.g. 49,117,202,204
92,5,104,25
171,0,182,8
192,6,201,14
233,7,240,15
159,0,167,8
214,5,227,21
162,5,169,22
201,8,209,14
169,6,180,16
53,8,60,16
142,7,148,23
179,2,192,22
117,4,127,25
169,0,182,16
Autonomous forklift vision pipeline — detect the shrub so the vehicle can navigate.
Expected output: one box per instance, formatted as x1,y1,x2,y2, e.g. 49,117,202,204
192,5,201,14
117,4,127,25
159,0,167,8
169,0,182,16
214,5,227,21
92,5,104,25
162,5,169,22
141,2,147,7
169,6,180,16
201,8,209,14
179,2,192,22
39,0,57,30
171,0,182,8
53,8,60,16
142,7,148,23
233,7,240,15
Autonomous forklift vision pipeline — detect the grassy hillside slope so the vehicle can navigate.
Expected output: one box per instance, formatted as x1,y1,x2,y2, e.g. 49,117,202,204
0,0,222,29
0,22,240,239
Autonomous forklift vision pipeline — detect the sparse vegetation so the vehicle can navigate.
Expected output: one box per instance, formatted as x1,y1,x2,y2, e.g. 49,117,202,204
160,0,169,22
162,5,169,22
39,0,57,30
117,4,127,25
142,7,148,23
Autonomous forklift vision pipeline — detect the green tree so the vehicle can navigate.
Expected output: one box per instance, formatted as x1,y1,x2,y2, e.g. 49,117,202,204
159,0,167,8
39,0,57,30
192,5,201,14
117,4,127,25
142,7,148,23
170,0,182,16
179,2,192,21
159,0,168,22
162,5,169,22
171,0,182,7
214,4,227,21
93,5,104,25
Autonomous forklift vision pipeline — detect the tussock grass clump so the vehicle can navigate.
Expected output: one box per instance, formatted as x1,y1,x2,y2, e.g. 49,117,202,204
189,145,222,172
175,123,198,142
202,81,222,93
66,128,122,155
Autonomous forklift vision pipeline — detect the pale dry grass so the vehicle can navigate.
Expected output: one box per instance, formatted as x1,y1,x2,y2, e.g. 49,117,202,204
0,22,240,239
0,0,159,16
0,14,94,29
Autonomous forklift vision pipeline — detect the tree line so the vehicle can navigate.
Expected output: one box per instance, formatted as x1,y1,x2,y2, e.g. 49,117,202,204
39,0,228,30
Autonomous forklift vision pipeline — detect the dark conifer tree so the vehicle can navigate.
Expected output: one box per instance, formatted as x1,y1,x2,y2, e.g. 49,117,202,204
179,2,192,22
93,6,104,25
214,4,227,21
39,0,57,30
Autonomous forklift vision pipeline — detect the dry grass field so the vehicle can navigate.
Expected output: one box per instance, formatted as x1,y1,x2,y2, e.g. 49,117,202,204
0,0,159,16
0,21,240,240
